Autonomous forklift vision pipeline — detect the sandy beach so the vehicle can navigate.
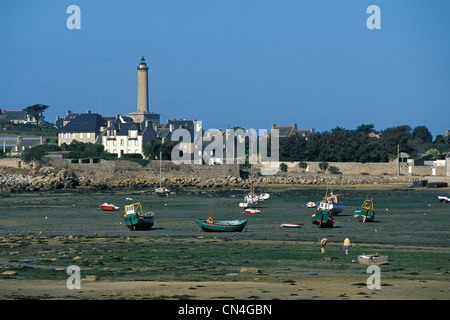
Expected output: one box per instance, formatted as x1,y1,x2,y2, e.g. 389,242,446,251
0,275,448,300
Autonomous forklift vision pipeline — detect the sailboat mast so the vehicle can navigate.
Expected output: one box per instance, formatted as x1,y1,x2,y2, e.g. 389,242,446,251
159,151,162,188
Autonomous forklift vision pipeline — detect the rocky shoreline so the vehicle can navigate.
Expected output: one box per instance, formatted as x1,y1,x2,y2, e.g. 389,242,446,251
0,165,430,193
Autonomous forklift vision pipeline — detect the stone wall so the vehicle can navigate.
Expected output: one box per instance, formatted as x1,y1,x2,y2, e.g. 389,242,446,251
66,159,242,181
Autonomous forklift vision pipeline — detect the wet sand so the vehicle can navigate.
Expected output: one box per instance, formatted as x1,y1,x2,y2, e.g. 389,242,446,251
1,276,448,300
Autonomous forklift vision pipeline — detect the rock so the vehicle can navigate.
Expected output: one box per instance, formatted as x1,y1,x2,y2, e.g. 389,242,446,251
1,270,17,276
83,275,99,282
57,169,68,181
239,267,262,274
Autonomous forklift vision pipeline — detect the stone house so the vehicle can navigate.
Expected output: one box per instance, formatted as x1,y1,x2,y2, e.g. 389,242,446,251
0,109,39,124
270,123,315,138
101,118,157,158
57,112,107,146
10,136,44,156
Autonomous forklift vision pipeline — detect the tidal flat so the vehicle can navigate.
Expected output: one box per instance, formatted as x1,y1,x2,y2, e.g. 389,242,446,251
0,185,449,299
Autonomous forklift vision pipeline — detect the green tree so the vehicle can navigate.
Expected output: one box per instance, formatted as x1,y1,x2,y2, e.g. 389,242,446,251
143,139,177,160
21,146,46,164
411,125,432,144
318,161,329,172
380,125,412,155
356,124,376,134
23,104,49,123
66,140,105,159
279,163,288,172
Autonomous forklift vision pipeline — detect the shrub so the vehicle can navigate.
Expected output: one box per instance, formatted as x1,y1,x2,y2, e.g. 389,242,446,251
318,161,329,172
328,166,341,174
280,163,288,172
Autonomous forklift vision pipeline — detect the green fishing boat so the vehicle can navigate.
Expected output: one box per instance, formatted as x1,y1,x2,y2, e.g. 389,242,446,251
311,201,335,228
354,199,375,222
124,202,154,231
196,210,247,232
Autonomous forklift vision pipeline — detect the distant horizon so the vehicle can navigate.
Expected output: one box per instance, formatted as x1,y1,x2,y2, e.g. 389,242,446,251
1,1,449,139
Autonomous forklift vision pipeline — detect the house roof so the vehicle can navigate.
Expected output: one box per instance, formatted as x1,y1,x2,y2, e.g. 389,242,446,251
58,113,107,133
2,110,27,121
103,120,157,142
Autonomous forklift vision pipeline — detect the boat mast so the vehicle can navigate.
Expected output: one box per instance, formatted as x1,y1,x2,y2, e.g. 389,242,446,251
159,151,162,188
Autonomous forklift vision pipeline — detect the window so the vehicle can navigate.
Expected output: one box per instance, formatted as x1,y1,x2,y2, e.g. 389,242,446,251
87,132,91,139
130,130,137,138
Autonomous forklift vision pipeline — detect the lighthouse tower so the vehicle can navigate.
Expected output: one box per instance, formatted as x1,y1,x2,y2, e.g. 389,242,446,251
137,56,149,114
127,56,160,125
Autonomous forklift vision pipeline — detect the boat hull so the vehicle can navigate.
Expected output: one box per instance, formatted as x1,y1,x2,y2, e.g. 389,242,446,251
311,209,334,228
357,254,388,265
244,208,260,214
330,202,343,215
438,196,449,203
124,213,154,231
280,223,302,228
354,208,375,222
196,219,247,232
155,188,170,197
100,204,120,211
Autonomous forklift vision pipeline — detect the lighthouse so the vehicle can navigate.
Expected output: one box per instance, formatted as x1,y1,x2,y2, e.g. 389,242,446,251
127,56,160,125
137,56,149,114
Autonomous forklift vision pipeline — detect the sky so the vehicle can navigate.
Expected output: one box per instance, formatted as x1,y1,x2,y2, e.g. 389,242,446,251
0,0,449,138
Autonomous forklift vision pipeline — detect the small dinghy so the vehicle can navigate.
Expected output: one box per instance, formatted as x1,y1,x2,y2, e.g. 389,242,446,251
280,223,303,228
357,254,388,265
99,203,120,211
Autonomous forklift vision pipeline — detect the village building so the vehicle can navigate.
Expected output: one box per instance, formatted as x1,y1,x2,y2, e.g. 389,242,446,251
10,136,44,156
101,116,157,158
57,112,107,146
0,109,40,124
270,123,315,138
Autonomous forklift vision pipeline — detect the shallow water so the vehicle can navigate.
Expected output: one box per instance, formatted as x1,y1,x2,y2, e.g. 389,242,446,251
0,187,449,285
1,187,449,247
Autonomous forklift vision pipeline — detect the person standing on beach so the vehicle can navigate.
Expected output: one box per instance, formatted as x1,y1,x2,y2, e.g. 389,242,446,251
319,238,328,253
343,237,351,254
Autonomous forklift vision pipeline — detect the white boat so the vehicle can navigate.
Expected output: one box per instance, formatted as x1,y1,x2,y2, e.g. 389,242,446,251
239,199,258,208
306,202,317,208
155,187,170,198
244,208,260,214
322,189,343,215
438,196,449,203
259,193,270,201
155,152,170,197
280,223,302,228
357,254,388,265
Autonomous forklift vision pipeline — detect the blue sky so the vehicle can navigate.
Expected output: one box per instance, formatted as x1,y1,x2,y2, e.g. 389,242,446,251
1,0,449,138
